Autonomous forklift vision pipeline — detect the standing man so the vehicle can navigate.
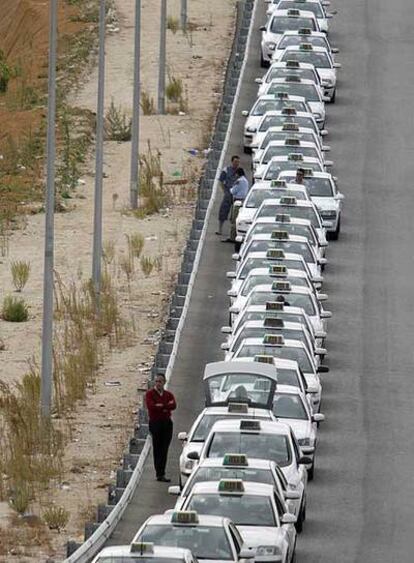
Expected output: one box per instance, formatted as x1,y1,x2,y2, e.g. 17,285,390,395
216,155,240,236
295,168,305,184
228,167,250,250
145,374,176,482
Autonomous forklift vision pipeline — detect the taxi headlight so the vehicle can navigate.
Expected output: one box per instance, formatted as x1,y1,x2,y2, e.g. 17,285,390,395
256,546,282,557
184,459,194,470
237,221,250,233
298,438,311,446
322,78,334,86
267,42,276,50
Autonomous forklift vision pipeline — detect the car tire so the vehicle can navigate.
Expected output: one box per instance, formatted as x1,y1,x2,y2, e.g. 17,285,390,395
295,506,304,533
330,88,336,103
331,217,340,240
308,462,315,481
243,146,251,154
260,53,267,68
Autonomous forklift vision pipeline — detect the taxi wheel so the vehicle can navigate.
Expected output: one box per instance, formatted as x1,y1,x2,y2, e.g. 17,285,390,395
331,89,336,103
331,217,341,240
260,53,267,68
308,463,315,481
295,509,304,534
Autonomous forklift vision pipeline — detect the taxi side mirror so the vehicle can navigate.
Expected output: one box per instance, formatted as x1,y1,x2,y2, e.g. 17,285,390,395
281,512,297,524
234,200,243,208
321,128,328,136
312,413,325,423
221,326,232,334
221,342,230,351
168,486,181,495
178,432,188,441
242,110,249,117
320,310,332,319
298,455,312,465
239,547,255,559
255,77,263,84
317,365,330,373
187,451,200,460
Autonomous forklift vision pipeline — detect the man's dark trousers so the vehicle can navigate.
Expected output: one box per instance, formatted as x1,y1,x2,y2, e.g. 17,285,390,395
149,419,173,478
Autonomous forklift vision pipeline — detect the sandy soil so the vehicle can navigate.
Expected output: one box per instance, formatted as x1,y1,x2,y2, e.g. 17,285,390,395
0,0,235,560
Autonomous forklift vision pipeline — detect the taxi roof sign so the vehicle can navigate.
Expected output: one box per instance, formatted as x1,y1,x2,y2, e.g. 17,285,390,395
282,123,299,131
171,511,199,525
270,179,287,188
298,28,312,34
287,8,301,16
266,301,284,311
223,453,248,467
281,106,297,115
288,153,304,161
271,230,289,240
300,43,314,51
303,168,314,176
240,419,261,431
269,264,288,276
285,60,300,68
264,316,284,328
218,479,245,493
264,334,285,346
130,542,155,555
275,213,291,222
254,354,275,364
272,280,292,292
280,196,297,205
266,249,285,259
228,402,249,414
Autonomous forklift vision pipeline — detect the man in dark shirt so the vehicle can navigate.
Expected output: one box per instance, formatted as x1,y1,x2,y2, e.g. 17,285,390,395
145,374,177,482
216,155,240,236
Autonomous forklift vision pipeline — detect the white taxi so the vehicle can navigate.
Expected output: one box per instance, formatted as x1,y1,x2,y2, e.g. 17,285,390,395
277,44,341,101
133,512,256,563
278,170,344,239
242,94,311,152
179,480,297,563
255,61,322,96
260,9,320,66
272,29,338,60
250,108,326,145
268,0,334,34
273,385,325,478
91,544,198,563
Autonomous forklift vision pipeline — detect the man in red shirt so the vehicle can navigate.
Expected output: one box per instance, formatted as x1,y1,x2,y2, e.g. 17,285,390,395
145,374,177,482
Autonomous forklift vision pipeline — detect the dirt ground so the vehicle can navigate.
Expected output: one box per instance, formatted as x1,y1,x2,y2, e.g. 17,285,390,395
0,0,235,560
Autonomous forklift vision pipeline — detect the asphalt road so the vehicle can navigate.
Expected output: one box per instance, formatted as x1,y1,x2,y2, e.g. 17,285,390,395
109,0,414,560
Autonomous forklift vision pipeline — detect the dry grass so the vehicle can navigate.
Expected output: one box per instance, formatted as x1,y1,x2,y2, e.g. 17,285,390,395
10,260,31,291
140,91,156,115
137,141,168,216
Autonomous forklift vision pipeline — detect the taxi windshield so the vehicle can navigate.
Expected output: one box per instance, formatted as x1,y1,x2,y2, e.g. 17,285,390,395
261,144,320,163
186,494,276,527
242,275,308,296
244,240,314,262
207,432,291,466
192,414,269,442
275,368,301,387
249,223,315,245
261,132,317,148
278,1,324,17
206,373,275,408
270,16,317,33
278,35,328,50
232,328,307,352
235,344,314,372
267,83,321,102
281,50,332,68
263,160,322,180
190,466,274,488
274,393,308,419
266,67,317,82
246,292,316,315
257,204,321,227
246,189,306,208
259,116,317,133
239,258,278,279
139,525,233,561
252,99,307,116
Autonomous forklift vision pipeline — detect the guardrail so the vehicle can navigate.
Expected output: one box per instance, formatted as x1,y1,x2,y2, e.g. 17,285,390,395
63,1,256,560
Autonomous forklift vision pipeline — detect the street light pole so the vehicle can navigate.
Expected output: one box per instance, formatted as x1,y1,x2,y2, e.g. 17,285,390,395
180,0,187,32
130,0,141,209
40,0,58,419
157,0,167,114
92,0,106,309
